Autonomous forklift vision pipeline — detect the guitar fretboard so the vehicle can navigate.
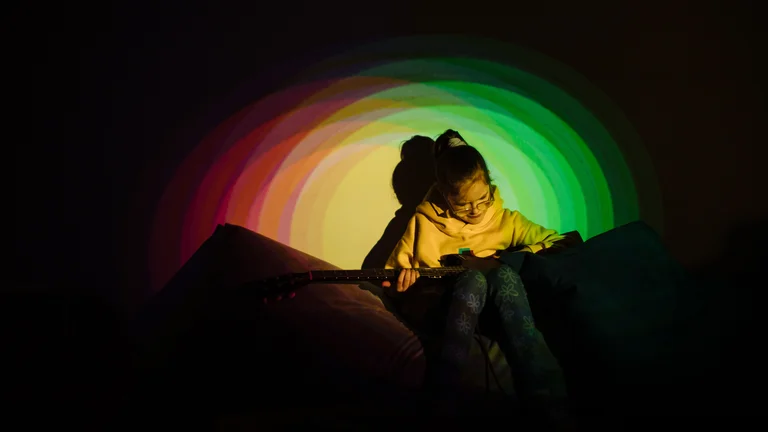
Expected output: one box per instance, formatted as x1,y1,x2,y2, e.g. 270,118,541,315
245,265,471,298
308,266,466,282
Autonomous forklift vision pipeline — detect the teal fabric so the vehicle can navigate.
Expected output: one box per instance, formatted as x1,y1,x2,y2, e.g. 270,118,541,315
499,221,707,416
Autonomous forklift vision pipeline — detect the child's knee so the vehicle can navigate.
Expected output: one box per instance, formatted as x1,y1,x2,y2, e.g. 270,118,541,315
454,269,488,297
487,264,522,285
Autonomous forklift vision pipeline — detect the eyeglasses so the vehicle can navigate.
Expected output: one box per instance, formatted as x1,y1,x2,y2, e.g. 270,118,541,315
442,187,495,216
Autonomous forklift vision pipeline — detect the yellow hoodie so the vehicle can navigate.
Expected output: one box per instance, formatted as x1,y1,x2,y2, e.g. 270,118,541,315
385,185,565,269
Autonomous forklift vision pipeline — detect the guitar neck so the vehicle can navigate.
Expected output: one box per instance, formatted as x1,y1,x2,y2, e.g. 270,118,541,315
246,260,474,301
306,266,465,283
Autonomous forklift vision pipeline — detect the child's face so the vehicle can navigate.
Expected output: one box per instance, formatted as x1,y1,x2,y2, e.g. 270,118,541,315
447,178,493,225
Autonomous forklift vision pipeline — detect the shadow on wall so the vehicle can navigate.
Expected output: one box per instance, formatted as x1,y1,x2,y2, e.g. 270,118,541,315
362,135,437,270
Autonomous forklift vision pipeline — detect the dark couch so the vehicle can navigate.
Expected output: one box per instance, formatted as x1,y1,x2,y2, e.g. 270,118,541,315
134,220,727,427
502,221,721,418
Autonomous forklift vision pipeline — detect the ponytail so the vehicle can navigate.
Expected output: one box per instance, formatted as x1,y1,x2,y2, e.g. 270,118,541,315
433,129,492,197
434,129,468,160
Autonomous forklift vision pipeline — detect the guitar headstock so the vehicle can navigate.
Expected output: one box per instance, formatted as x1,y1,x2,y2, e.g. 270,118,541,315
246,272,311,304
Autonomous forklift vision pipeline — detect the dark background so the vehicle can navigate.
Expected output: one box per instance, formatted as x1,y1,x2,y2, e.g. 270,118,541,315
11,1,766,425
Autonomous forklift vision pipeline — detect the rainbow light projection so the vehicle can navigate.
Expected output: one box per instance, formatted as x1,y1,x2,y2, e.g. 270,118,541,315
149,36,657,292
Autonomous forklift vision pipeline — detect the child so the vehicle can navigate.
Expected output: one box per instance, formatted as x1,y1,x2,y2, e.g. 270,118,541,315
381,129,570,423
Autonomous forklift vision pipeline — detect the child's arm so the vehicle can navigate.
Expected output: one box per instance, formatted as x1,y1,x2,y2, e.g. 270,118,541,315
385,216,416,269
509,211,566,254
383,217,423,292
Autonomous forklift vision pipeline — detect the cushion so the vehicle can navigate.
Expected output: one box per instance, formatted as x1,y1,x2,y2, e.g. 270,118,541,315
505,221,710,416
134,223,426,415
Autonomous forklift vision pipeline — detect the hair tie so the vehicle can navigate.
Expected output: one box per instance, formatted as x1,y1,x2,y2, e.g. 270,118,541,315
448,137,467,148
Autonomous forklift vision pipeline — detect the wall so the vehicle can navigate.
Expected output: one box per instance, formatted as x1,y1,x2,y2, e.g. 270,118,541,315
17,10,764,317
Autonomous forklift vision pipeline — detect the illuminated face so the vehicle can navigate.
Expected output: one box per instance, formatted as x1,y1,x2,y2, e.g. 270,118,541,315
444,177,494,225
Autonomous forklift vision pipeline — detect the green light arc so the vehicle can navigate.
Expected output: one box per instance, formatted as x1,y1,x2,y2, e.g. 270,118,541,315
289,36,663,237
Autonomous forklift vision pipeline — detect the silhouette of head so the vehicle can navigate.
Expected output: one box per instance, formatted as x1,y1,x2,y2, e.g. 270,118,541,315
391,135,437,209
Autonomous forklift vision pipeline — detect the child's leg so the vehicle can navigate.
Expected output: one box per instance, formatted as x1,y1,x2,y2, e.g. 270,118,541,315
430,269,488,392
484,265,568,408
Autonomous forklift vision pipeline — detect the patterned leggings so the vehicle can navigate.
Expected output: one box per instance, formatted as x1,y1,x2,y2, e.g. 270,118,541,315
430,265,567,406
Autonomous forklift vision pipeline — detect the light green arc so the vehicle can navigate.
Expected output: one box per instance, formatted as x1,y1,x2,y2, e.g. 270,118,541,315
340,57,630,239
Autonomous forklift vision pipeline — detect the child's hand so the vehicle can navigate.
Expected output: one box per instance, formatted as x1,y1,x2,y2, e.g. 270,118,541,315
381,269,420,292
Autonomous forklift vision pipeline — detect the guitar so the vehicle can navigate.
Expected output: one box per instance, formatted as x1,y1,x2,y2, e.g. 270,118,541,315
241,252,504,303
240,231,581,303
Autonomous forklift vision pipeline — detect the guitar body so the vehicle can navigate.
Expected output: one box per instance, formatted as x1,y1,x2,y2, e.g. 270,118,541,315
389,253,505,327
